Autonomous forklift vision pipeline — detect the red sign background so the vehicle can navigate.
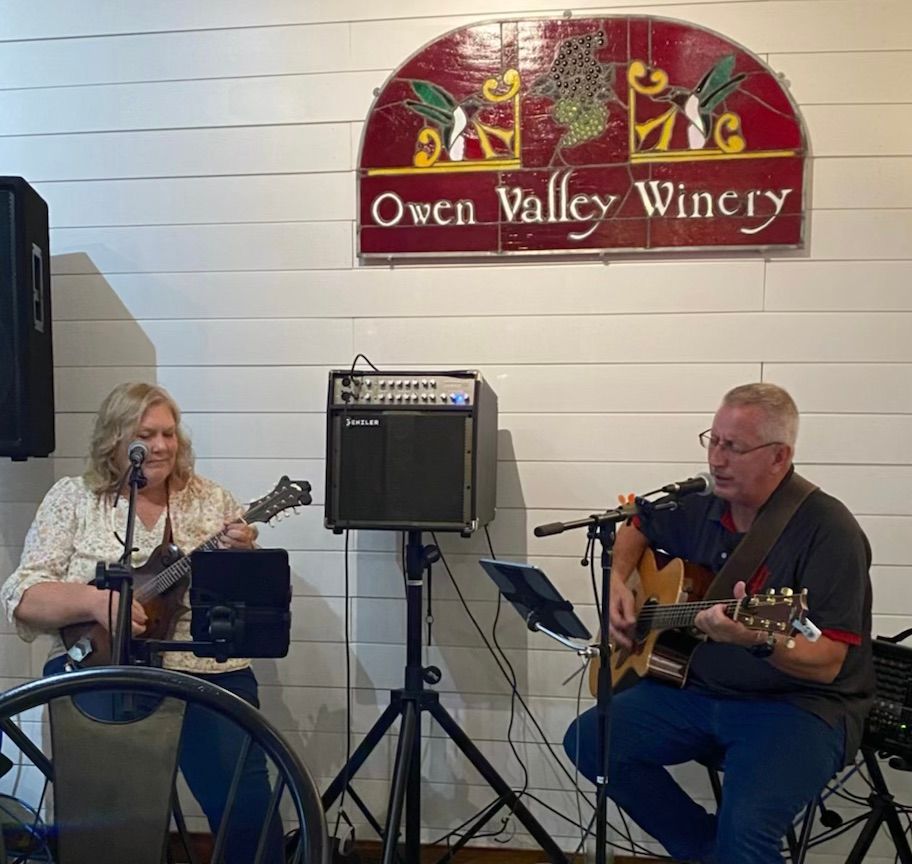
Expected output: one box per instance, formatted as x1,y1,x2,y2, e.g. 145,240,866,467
358,17,807,258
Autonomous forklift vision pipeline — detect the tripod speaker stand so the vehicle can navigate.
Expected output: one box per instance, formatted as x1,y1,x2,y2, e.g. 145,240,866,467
321,530,568,864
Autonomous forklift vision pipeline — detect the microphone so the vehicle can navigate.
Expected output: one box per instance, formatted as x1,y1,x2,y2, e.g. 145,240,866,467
127,440,149,467
659,472,715,498
533,521,565,538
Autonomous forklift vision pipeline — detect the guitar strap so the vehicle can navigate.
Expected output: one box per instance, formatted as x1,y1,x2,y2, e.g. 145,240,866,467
162,479,174,546
702,470,817,601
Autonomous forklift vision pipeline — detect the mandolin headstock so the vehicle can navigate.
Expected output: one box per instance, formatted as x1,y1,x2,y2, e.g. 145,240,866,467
244,476,312,525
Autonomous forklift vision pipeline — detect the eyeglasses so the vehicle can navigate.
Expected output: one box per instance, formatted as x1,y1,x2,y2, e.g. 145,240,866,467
698,429,783,456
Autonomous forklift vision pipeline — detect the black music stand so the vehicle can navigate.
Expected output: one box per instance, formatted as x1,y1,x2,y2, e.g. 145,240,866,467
478,558,592,648
126,548,293,667
189,548,291,662
479,558,613,859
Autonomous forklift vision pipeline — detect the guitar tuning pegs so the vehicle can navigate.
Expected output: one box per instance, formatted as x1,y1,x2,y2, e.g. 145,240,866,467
781,587,793,597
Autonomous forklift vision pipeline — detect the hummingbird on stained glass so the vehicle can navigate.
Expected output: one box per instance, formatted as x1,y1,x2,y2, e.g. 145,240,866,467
404,80,481,161
656,54,747,149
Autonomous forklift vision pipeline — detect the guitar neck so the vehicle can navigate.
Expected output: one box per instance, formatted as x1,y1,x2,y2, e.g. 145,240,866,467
639,598,739,632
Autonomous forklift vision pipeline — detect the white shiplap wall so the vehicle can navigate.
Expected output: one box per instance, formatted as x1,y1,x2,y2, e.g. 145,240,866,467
0,1,909,860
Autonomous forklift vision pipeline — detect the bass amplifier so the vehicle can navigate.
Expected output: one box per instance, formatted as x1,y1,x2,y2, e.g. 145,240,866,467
324,370,497,533
863,636,912,761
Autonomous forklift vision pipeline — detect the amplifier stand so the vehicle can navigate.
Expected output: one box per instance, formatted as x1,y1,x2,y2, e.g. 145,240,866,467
320,530,568,864
845,748,912,864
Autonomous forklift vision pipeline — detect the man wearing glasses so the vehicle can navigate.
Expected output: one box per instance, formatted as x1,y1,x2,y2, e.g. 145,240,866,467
564,382,874,864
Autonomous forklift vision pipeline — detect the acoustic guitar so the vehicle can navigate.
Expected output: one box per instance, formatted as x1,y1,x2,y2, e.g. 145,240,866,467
61,475,311,668
588,547,809,696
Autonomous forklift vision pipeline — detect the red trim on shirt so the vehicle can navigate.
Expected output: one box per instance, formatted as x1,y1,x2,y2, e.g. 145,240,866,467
746,564,770,594
822,628,862,646
720,507,737,533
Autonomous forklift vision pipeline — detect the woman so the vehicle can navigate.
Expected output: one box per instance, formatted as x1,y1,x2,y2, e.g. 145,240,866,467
1,381,284,862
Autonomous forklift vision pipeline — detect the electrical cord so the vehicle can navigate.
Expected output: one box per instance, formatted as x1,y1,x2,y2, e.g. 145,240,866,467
428,531,524,847
330,528,355,849
490,582,530,800
487,591,528,845
348,353,379,375
428,529,657,858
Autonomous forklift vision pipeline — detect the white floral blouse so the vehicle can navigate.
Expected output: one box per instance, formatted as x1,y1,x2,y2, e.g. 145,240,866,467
1,474,250,674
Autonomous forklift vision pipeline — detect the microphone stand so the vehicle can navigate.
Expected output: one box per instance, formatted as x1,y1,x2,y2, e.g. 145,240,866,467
534,496,681,864
94,458,147,666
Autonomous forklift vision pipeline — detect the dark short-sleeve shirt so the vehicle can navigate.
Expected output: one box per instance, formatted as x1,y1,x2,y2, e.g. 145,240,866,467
637,473,875,761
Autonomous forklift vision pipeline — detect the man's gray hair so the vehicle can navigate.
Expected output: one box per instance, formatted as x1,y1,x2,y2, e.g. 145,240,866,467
722,383,799,448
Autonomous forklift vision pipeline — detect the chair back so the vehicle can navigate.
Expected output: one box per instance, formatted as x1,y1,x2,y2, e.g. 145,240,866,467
0,666,329,864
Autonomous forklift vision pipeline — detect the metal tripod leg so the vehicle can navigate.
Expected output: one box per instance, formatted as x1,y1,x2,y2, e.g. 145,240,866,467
430,699,568,863
845,749,912,864
381,701,419,864
321,701,401,809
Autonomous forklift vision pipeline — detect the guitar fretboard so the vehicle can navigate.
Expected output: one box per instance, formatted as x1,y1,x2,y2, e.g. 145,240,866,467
638,599,740,631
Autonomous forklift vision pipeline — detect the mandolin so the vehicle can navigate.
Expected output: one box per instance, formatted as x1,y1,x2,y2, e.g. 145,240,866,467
61,475,311,668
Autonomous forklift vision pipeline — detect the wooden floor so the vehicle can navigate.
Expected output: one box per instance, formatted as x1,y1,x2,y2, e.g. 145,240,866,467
349,841,670,864
171,834,672,863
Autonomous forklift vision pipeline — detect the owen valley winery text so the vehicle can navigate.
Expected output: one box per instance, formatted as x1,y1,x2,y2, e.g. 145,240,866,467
369,169,793,240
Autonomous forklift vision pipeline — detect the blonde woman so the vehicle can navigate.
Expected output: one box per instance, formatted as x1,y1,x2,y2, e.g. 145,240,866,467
2,382,283,862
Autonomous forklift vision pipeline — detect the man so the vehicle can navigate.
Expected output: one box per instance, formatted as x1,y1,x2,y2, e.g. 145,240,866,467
564,383,874,864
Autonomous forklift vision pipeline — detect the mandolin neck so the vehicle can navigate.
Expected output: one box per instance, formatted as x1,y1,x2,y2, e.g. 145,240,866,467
134,531,225,603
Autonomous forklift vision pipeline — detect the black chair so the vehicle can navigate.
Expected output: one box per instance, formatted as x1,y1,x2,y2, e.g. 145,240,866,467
0,666,329,864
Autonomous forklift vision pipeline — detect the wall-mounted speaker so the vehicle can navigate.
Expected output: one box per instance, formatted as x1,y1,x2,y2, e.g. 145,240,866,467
0,177,53,460
325,370,497,533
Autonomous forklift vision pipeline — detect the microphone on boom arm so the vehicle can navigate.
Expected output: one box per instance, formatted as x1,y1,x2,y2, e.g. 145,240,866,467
532,473,714,538
658,471,715,499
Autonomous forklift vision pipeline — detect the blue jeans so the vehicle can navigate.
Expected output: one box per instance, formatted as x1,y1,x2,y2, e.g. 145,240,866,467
564,680,845,864
44,658,285,863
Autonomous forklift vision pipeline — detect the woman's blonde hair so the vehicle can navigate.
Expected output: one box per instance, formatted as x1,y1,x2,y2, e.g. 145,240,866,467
84,382,194,494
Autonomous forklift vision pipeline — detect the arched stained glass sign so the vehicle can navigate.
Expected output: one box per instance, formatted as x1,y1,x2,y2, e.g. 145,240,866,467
357,16,807,259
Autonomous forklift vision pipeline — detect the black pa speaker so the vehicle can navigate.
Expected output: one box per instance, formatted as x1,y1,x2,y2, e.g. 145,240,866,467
325,370,497,533
0,177,53,460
